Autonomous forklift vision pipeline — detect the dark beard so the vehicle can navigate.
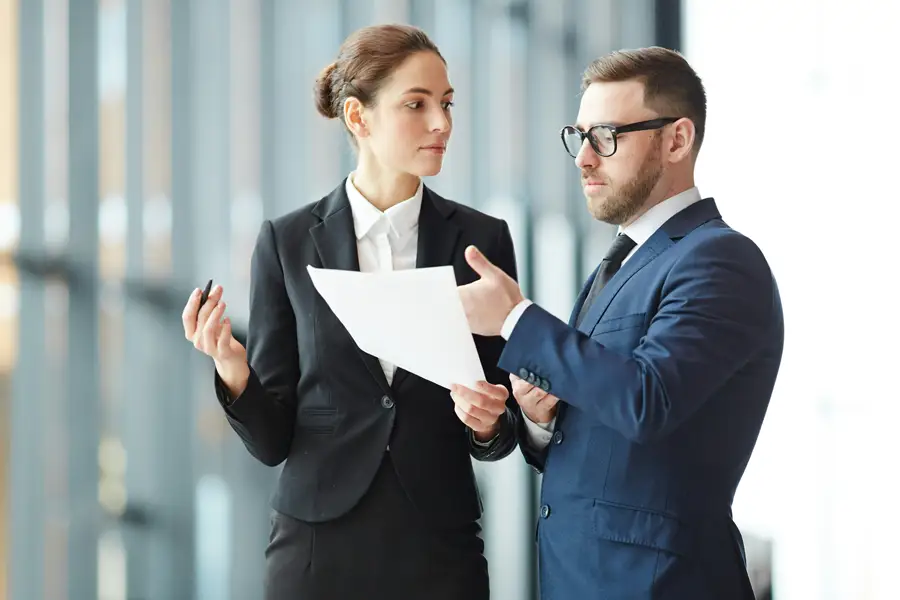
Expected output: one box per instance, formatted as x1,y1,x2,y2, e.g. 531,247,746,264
588,136,663,225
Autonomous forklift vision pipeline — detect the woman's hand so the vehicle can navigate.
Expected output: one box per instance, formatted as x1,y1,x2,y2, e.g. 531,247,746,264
182,284,250,398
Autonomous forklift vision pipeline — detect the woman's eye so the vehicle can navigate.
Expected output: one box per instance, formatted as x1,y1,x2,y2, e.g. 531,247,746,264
442,101,454,110
406,101,422,110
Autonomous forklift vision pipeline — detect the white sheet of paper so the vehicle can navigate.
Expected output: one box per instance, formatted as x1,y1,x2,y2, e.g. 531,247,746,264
306,265,486,390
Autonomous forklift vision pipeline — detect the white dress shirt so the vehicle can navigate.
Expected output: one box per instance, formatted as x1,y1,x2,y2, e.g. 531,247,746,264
504,187,704,450
345,173,424,386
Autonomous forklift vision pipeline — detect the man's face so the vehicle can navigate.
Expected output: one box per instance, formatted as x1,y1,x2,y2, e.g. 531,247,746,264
573,80,666,226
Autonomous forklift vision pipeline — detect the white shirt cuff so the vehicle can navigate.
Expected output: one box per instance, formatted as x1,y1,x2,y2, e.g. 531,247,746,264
523,413,556,450
501,299,533,340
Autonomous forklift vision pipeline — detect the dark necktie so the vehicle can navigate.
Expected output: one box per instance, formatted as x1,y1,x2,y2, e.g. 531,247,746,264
575,233,637,327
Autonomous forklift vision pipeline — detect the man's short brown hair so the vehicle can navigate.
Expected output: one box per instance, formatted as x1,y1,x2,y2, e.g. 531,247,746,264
582,47,707,153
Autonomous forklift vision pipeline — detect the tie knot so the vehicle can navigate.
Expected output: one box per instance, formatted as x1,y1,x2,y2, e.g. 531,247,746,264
603,234,637,264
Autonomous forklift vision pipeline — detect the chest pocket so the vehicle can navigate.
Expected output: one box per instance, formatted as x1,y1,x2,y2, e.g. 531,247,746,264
590,312,648,351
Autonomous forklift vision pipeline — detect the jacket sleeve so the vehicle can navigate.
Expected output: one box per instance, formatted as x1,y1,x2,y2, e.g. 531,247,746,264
214,219,300,466
469,220,521,462
497,232,782,444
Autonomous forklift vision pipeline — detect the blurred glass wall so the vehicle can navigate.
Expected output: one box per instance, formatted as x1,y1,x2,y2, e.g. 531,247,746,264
2,1,673,599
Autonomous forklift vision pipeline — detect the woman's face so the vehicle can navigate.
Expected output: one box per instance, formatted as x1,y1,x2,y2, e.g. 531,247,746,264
356,51,454,177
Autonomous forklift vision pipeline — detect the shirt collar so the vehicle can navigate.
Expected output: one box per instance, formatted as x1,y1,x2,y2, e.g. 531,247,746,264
345,173,424,240
621,186,702,246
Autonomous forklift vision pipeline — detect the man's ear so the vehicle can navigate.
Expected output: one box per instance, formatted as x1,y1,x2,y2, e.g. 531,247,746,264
667,117,695,163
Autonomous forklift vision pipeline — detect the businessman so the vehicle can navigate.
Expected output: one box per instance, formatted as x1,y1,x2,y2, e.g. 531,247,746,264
458,47,784,599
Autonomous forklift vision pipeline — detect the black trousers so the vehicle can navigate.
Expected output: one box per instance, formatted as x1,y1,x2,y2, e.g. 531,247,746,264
264,452,490,600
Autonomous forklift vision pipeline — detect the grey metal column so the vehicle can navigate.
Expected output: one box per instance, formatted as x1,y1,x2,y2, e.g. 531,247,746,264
168,0,199,595
121,1,156,597
9,1,46,599
655,0,682,51
67,0,102,598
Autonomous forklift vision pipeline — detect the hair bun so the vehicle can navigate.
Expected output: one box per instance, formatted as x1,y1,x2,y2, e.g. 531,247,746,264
315,62,339,119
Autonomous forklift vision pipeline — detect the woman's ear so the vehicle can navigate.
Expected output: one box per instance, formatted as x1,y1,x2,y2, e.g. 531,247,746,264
344,97,369,139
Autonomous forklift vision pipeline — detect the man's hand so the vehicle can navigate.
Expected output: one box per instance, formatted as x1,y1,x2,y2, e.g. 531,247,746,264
510,374,560,424
457,246,525,337
450,381,509,441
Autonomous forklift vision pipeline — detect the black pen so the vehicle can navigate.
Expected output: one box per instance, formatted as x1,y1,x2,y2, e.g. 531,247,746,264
200,279,213,307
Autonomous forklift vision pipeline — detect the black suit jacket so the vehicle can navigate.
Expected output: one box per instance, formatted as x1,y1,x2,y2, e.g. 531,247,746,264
215,180,520,527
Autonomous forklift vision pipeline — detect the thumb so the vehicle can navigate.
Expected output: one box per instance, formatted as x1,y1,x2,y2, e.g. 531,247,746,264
465,245,500,279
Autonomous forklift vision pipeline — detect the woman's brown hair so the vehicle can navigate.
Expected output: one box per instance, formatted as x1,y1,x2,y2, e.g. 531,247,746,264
314,24,445,123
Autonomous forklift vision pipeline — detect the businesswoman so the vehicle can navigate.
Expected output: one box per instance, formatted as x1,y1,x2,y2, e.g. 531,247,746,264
181,24,519,600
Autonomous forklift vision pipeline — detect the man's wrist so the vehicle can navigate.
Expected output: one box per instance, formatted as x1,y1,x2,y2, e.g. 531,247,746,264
501,299,533,340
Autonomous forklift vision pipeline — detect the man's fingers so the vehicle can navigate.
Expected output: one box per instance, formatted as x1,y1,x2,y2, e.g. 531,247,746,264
464,245,502,280
537,393,560,408
511,378,533,396
511,378,548,404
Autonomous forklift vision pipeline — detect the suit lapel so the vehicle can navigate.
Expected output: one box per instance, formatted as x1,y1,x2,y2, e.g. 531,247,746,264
576,197,723,335
391,187,460,390
414,187,461,269
569,266,599,327
309,182,392,395
577,232,671,334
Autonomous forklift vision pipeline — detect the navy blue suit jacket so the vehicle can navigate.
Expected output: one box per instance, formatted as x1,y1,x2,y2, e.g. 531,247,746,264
499,198,783,599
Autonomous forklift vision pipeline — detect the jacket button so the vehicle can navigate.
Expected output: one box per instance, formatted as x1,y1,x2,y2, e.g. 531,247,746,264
540,504,551,519
540,378,551,392
518,367,529,380
381,395,394,409
552,430,564,445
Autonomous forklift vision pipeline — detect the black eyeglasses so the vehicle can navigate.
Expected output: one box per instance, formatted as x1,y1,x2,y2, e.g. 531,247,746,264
560,117,679,158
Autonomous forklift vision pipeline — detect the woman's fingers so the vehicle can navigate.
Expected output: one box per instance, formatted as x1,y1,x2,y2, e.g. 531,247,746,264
194,285,223,340
182,288,201,339
200,301,226,354
217,316,234,358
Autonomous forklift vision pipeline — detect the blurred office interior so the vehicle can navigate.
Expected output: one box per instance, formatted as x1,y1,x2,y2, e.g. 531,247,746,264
1,0,899,598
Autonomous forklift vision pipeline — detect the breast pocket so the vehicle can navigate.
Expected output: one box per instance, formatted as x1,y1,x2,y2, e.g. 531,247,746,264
297,406,338,435
589,312,648,351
